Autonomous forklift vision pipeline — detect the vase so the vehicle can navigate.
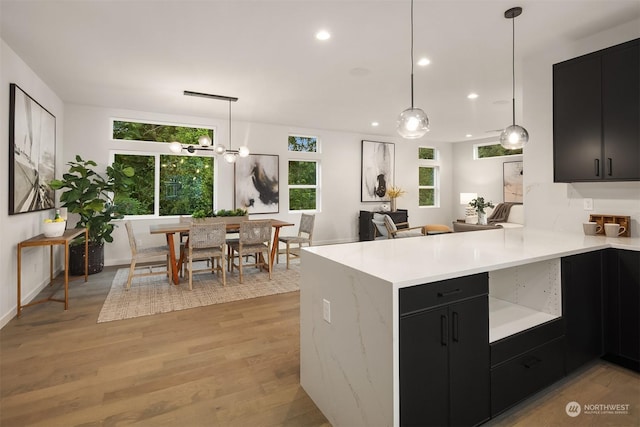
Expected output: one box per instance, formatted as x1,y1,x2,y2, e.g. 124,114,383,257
390,198,397,212
478,211,487,225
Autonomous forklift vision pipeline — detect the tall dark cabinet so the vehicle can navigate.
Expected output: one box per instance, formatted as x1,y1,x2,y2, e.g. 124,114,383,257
603,249,640,372
553,38,639,182
562,251,603,373
399,274,490,427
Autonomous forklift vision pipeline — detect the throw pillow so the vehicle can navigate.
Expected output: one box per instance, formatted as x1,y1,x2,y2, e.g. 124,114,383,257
383,215,397,233
372,213,388,237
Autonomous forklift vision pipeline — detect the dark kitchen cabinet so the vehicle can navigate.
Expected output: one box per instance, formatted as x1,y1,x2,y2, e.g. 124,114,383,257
603,249,640,372
359,209,408,241
399,274,490,427
562,251,603,373
553,38,639,182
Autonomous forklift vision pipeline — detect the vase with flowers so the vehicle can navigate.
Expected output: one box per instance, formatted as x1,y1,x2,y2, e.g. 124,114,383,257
469,196,495,225
386,186,405,212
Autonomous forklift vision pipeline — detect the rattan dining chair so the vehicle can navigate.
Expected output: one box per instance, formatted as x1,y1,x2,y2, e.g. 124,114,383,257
124,221,173,290
185,220,227,290
278,213,315,269
228,220,272,284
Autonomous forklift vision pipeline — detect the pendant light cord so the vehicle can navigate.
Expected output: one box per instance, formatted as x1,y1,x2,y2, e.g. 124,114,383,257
228,99,232,150
511,13,516,126
410,0,415,109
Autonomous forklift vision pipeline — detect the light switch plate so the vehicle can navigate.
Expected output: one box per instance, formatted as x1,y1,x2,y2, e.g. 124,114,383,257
583,198,594,210
323,299,331,323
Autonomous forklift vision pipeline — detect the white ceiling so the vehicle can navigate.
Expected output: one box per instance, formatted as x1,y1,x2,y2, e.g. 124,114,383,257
1,0,639,143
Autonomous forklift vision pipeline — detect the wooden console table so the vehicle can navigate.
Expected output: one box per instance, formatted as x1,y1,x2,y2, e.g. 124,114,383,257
17,228,88,317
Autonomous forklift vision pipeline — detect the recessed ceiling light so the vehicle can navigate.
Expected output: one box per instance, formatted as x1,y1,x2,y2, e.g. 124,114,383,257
371,122,379,127
315,30,331,41
466,134,473,138
467,93,479,99
417,57,431,66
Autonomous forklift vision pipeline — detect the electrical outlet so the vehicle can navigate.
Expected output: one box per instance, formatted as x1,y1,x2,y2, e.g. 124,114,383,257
137,239,143,247
323,299,331,323
583,198,594,211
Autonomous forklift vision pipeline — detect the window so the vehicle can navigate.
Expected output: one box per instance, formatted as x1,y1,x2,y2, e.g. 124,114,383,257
418,147,439,207
112,119,213,145
288,160,318,211
111,119,216,217
474,142,522,159
114,153,214,216
288,135,318,152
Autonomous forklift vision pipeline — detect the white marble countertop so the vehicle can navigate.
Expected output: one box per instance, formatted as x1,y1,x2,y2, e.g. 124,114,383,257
304,228,640,288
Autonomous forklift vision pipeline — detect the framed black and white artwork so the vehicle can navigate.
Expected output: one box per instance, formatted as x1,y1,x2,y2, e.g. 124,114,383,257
503,160,523,203
361,140,394,202
234,154,279,214
9,83,56,215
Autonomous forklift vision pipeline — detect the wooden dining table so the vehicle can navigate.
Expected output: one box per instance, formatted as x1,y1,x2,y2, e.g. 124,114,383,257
149,219,294,285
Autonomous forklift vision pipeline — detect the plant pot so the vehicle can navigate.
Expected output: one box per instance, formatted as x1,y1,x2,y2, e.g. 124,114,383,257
390,198,397,212
478,211,487,225
69,241,104,275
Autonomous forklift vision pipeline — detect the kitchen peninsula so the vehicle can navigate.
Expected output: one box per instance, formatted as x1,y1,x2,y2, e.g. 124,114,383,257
300,228,640,427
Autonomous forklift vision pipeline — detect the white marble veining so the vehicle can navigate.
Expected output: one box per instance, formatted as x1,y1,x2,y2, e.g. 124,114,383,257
300,228,640,427
304,228,640,288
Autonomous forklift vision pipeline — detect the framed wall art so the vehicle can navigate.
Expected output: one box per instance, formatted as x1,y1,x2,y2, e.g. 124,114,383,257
234,153,279,214
361,140,394,202
9,83,56,215
503,160,523,203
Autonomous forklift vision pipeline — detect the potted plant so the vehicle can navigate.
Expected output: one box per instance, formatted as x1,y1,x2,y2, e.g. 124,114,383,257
191,208,248,224
386,186,405,212
49,156,134,274
469,196,495,225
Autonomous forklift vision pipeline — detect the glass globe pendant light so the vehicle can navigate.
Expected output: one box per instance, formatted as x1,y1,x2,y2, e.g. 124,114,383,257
397,0,429,139
500,7,529,149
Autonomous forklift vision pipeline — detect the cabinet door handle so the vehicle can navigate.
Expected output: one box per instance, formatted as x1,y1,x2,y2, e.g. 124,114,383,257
522,356,542,369
440,314,448,346
607,158,613,176
594,159,600,177
452,311,459,342
437,289,461,298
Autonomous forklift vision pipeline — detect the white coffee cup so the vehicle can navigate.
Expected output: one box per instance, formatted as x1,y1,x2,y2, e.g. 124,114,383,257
583,222,602,236
604,223,626,237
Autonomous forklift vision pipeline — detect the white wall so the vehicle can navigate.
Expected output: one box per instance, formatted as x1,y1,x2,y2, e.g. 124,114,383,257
523,20,640,237
63,104,454,267
0,39,65,328
451,136,523,219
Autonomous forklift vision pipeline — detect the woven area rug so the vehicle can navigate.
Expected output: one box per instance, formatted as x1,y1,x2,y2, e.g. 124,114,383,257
97,262,299,323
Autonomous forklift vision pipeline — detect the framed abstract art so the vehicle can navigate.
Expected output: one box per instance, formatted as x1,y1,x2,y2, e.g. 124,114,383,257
503,160,523,203
361,140,394,202
234,153,279,214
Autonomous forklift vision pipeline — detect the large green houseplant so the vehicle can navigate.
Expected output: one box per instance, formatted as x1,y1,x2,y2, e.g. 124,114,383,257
49,156,134,274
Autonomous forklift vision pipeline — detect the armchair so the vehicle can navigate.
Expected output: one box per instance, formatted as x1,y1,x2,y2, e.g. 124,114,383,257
372,213,424,239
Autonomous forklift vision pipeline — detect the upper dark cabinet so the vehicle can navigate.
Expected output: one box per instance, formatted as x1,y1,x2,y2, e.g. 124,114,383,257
553,38,639,182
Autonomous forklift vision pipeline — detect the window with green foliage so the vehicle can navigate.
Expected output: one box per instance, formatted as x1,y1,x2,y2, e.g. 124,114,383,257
418,147,436,160
288,135,318,152
114,153,214,216
418,146,439,207
112,120,214,145
288,160,318,211
475,143,523,159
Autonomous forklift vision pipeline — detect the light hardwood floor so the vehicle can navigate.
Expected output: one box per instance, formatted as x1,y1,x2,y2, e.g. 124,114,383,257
1,265,638,426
